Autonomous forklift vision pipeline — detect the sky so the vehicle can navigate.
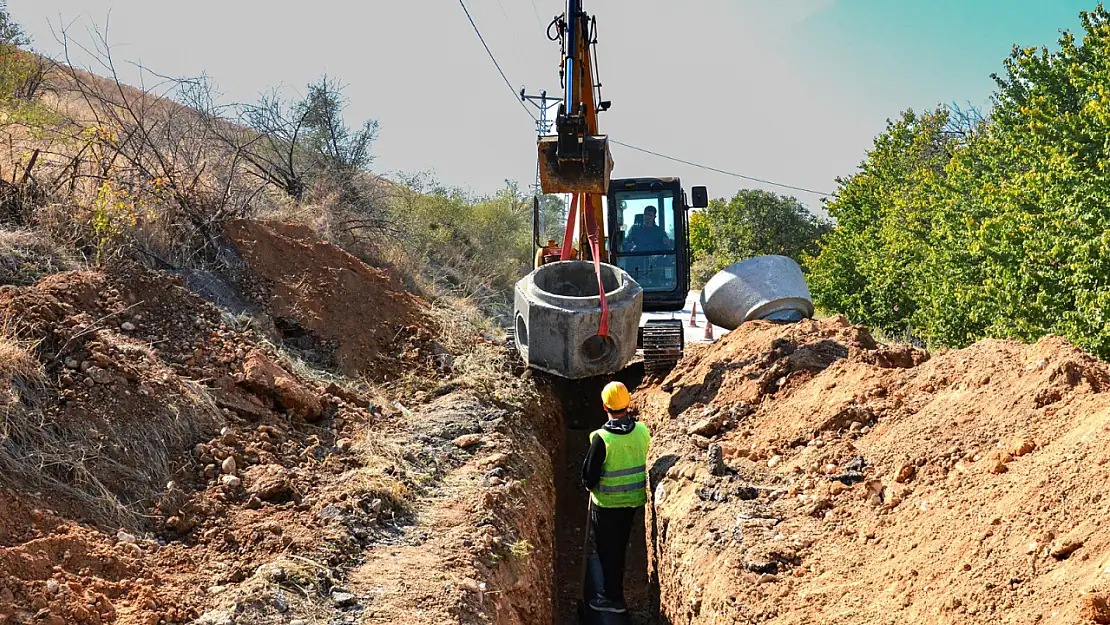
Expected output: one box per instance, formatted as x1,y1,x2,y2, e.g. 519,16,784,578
9,0,1096,213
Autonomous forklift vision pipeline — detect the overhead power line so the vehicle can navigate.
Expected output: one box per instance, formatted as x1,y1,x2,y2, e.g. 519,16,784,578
453,3,830,198
457,0,537,122
609,139,834,197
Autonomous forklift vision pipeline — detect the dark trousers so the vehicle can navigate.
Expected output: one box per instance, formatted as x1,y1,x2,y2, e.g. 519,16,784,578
591,504,639,602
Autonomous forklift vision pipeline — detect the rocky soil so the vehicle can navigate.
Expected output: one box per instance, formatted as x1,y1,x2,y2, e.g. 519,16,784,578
10,216,1110,625
0,220,560,625
636,316,1110,624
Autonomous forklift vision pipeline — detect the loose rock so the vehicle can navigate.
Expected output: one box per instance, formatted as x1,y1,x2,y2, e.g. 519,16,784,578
1081,593,1110,624
688,411,728,438
1010,438,1037,457
895,463,915,483
453,434,483,449
331,590,357,608
708,444,727,476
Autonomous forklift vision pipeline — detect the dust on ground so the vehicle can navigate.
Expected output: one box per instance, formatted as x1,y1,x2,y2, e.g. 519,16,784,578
637,315,1110,624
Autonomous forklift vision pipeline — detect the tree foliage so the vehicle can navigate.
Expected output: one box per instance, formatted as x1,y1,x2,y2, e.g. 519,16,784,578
224,75,379,201
807,4,1110,356
537,193,567,244
690,189,831,287
0,3,54,110
388,174,533,316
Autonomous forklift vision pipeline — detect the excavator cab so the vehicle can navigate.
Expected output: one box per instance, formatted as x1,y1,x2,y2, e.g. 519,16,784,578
607,177,708,312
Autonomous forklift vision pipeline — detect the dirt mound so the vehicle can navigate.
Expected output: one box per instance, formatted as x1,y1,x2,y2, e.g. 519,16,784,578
224,219,436,380
0,262,229,525
637,316,1110,624
0,256,410,623
0,229,560,625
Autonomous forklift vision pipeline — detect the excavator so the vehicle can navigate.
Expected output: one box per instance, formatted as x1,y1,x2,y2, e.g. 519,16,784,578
511,0,708,379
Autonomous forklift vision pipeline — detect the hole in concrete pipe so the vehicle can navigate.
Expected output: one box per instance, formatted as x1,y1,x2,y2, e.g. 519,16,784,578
516,314,530,348
534,262,621,298
581,334,615,364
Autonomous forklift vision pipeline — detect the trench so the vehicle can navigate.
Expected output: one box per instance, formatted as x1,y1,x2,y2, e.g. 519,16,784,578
545,362,661,625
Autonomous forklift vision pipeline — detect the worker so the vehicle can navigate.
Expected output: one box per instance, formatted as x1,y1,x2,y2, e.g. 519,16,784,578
622,205,672,252
581,381,651,614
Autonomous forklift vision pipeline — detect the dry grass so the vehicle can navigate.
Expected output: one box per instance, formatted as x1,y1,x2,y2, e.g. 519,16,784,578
0,333,44,401
426,299,527,401
343,434,413,509
0,331,224,528
211,555,343,624
0,228,80,286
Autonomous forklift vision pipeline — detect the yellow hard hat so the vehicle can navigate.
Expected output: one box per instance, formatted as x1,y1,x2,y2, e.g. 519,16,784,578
601,381,630,411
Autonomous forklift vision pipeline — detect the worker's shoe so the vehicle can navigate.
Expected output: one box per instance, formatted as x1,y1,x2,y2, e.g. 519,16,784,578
589,597,627,614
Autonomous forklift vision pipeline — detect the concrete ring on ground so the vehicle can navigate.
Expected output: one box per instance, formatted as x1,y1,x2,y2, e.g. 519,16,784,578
700,255,814,331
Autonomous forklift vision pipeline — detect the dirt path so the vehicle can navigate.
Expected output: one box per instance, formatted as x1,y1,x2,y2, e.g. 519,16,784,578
350,389,562,625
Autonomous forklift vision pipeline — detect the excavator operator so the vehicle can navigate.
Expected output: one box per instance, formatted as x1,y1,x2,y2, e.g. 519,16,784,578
622,205,672,252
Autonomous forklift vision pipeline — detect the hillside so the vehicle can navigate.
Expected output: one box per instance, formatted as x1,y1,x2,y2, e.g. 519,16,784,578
0,219,558,625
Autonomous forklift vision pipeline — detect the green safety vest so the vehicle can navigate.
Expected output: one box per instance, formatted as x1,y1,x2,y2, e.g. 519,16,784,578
590,422,651,508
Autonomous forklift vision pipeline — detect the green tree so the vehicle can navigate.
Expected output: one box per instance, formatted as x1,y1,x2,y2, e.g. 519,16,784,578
805,108,957,336
689,189,831,288
806,4,1110,357
688,210,712,257
0,2,51,105
389,174,533,317
300,74,379,175
231,74,379,201
705,189,831,264
537,193,567,244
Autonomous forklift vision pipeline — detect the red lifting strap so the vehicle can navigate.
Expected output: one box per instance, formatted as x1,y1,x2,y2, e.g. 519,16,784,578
558,193,609,337
559,194,579,262
583,195,609,337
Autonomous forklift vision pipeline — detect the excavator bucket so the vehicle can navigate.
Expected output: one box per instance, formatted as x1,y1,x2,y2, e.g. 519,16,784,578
538,134,614,195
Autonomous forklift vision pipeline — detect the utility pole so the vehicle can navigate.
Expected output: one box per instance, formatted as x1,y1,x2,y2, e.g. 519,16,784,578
520,89,557,195
521,88,559,259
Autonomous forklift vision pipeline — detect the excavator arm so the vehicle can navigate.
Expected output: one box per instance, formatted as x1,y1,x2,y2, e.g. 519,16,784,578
539,0,612,261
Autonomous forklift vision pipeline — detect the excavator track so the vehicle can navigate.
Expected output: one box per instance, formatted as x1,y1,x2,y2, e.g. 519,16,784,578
640,320,684,377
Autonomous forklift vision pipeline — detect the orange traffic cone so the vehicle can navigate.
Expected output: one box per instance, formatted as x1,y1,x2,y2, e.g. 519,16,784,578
689,302,698,327
704,321,714,341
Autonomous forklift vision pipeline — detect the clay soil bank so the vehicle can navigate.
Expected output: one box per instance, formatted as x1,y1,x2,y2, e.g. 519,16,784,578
635,316,1110,625
0,220,563,625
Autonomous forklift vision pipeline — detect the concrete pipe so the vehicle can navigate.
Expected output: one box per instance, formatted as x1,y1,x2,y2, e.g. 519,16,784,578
699,255,814,330
513,260,643,379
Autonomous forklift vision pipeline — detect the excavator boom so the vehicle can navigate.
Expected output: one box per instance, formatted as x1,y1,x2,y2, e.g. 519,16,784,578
538,1,612,204
512,0,707,382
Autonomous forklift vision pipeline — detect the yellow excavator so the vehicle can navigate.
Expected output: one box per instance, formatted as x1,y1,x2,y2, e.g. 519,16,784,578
513,0,708,378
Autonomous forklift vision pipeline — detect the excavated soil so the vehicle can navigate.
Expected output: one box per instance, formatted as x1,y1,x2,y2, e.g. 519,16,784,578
224,219,437,380
16,218,1110,625
636,315,1110,624
0,222,561,625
